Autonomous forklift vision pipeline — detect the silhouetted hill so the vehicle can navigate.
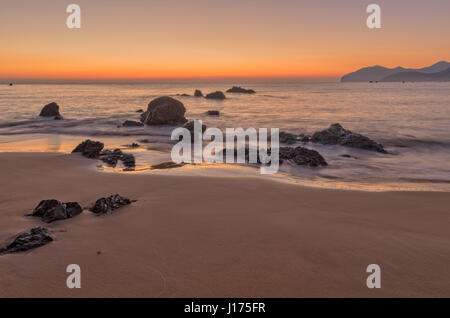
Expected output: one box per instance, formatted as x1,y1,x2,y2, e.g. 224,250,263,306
381,67,450,82
341,61,450,82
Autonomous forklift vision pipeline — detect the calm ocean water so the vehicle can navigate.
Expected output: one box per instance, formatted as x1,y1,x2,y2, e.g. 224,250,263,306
0,81,449,191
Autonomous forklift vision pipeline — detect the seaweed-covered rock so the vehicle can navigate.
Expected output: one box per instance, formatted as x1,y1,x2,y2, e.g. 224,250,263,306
30,199,83,223
0,227,53,254
72,140,104,158
89,194,132,215
205,91,226,100
280,146,327,167
226,86,256,94
311,123,387,153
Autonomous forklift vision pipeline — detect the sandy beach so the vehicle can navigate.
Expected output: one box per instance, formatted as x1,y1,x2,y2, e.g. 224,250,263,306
0,152,448,298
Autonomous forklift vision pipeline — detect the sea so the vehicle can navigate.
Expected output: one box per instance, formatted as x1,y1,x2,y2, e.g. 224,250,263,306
0,81,449,191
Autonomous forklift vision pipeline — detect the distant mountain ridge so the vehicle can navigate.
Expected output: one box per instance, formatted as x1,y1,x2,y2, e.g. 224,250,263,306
341,61,450,82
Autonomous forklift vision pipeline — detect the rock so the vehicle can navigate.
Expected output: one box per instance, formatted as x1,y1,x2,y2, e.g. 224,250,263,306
0,227,53,254
179,93,190,97
99,149,135,168
9,83,13,86
194,89,203,97
72,139,104,158
123,120,144,127
140,96,187,125
226,86,256,94
130,143,140,148
205,91,226,100
136,109,144,113
89,194,133,215
181,120,207,143
206,110,220,116
280,146,327,167
30,199,83,223
311,123,387,153
39,102,62,119
151,162,184,170
279,131,297,145
298,134,311,142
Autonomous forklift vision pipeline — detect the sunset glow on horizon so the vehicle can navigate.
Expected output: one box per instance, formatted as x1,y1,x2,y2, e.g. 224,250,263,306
1,0,449,80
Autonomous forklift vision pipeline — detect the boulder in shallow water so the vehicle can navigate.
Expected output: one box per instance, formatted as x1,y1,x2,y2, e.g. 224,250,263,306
311,123,387,153
0,227,53,254
205,91,226,100
72,139,104,158
280,146,327,167
140,96,187,125
226,86,256,94
39,102,62,119
30,199,83,223
89,194,133,215
194,89,203,97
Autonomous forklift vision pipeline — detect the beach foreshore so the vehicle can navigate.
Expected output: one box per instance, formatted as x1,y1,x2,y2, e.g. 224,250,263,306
0,152,449,297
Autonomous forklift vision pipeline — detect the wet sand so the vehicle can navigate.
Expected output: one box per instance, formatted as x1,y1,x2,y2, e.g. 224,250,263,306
0,152,449,297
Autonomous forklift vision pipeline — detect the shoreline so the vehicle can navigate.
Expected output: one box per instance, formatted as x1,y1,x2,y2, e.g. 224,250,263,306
0,152,449,297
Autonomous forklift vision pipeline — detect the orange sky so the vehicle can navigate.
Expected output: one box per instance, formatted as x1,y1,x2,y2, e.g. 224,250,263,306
1,0,449,80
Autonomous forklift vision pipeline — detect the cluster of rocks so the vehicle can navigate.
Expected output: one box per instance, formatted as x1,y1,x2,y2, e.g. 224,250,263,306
0,227,53,254
39,102,63,120
72,140,136,169
311,123,387,153
89,194,133,215
280,146,327,167
226,86,256,94
99,149,135,168
29,199,83,223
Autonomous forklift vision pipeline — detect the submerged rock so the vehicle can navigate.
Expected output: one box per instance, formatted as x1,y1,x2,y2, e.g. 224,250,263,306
123,120,144,127
30,199,83,223
39,102,62,119
280,146,327,167
89,194,133,215
226,86,256,94
0,227,53,254
279,131,298,145
205,91,226,100
206,110,220,116
140,96,187,125
72,140,104,158
194,89,203,97
311,123,387,153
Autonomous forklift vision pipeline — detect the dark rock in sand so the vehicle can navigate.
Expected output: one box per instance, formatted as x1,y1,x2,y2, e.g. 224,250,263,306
39,102,62,119
151,162,184,170
205,91,226,100
140,96,187,125
99,149,135,168
226,86,256,94
194,89,203,97
207,110,220,116
280,146,327,167
72,139,104,158
123,120,144,127
30,199,83,223
311,123,387,153
89,194,132,215
0,227,53,254
279,131,297,145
